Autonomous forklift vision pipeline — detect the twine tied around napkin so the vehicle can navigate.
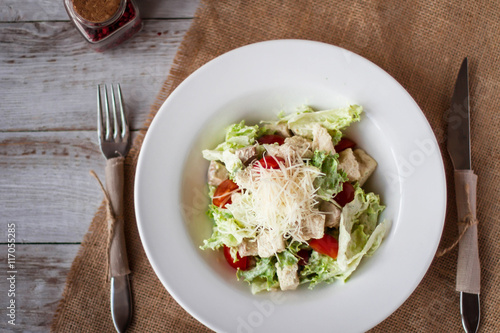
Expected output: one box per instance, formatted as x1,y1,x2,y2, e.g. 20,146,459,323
436,183,479,257
90,169,118,281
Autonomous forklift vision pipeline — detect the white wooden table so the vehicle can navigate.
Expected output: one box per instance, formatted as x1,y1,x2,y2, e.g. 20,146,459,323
0,1,199,330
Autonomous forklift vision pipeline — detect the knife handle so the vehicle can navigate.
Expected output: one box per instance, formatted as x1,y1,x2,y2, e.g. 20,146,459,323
454,170,480,294
105,157,131,277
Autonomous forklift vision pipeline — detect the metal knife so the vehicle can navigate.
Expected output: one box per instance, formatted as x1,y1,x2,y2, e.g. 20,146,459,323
447,57,481,333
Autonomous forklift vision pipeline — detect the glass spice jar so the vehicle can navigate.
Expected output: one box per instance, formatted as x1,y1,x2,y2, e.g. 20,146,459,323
64,0,143,52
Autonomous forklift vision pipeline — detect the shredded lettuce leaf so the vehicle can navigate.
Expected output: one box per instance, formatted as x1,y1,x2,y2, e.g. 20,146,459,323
202,149,243,175
200,204,255,250
279,105,362,141
237,257,280,294
301,187,389,288
202,121,259,174
311,151,348,200
238,246,302,294
215,120,259,151
300,251,343,287
336,187,389,279
276,248,299,268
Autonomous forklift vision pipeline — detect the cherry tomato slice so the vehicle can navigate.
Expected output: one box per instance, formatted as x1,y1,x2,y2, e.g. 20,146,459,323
297,249,311,266
334,138,356,152
223,245,249,270
309,234,339,259
333,181,355,207
255,156,285,169
257,134,285,145
213,179,239,208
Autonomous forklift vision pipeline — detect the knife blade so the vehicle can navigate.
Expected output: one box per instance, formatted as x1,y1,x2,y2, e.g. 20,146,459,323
447,57,481,333
447,57,471,170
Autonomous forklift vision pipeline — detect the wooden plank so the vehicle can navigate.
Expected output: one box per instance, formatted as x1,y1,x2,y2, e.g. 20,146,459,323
0,0,200,22
0,131,143,243
0,19,192,132
0,244,79,331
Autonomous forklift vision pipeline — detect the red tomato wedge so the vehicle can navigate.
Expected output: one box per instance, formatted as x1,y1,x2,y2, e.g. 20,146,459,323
257,134,285,145
333,181,355,207
255,156,285,169
309,234,339,259
334,138,356,152
212,179,239,208
223,245,249,270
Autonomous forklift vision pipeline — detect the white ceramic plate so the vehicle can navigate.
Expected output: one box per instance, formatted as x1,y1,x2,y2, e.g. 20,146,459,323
135,40,446,333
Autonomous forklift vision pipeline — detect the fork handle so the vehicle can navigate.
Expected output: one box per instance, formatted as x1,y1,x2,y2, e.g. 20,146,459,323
106,156,131,277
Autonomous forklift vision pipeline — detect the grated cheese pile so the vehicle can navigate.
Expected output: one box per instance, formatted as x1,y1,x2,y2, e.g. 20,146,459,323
227,156,323,243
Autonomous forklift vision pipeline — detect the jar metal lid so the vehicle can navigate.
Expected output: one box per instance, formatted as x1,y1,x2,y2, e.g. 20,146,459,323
69,0,126,27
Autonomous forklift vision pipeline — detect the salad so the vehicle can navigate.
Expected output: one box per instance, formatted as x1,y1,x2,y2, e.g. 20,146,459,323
201,105,390,293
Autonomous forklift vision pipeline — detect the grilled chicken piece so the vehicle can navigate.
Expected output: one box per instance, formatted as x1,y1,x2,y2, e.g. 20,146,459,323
207,160,229,186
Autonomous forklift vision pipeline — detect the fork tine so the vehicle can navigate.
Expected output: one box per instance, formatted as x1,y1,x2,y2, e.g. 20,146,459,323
103,85,111,141
116,84,129,139
97,85,105,143
110,84,120,140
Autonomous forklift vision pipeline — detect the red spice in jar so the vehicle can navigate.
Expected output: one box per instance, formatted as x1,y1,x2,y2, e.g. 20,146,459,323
72,0,121,23
82,1,138,43
64,0,143,52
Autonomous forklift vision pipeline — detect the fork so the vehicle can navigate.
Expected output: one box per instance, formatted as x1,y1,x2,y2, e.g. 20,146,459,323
97,84,133,333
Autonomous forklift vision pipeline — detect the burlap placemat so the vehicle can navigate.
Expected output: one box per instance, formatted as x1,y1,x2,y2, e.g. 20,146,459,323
52,0,500,332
